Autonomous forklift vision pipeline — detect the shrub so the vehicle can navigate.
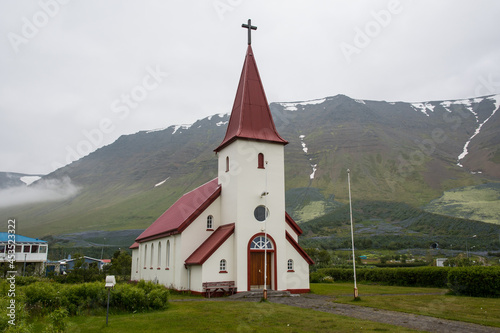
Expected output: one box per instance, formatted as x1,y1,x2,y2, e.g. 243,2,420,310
24,282,62,314
312,266,500,297
61,282,107,315
47,308,69,333
313,267,449,288
447,266,500,297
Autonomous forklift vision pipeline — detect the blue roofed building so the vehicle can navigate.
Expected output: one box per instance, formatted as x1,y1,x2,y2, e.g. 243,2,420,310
0,232,48,276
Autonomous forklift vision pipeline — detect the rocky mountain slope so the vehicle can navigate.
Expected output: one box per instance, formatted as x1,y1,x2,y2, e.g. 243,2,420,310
1,94,499,238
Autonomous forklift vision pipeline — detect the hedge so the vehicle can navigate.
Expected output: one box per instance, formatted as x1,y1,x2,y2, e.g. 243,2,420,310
447,267,500,297
311,266,500,297
24,280,169,315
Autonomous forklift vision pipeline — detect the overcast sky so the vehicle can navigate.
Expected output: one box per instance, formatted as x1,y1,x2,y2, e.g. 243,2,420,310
1,0,499,175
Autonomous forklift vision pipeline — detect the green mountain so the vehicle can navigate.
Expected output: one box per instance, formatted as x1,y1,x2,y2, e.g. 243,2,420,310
1,94,499,240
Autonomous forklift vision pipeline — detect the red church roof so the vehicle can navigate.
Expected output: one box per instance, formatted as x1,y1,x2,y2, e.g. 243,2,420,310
135,178,221,243
185,223,235,265
214,45,288,152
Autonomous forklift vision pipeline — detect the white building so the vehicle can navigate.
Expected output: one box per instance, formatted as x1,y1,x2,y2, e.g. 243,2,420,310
0,233,48,275
130,41,313,295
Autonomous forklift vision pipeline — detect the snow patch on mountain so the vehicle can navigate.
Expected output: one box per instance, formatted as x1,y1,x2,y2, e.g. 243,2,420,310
154,177,170,187
411,102,435,117
20,176,41,186
457,95,499,167
146,127,168,133
299,135,318,180
208,113,228,121
172,124,192,134
439,98,482,122
279,98,326,111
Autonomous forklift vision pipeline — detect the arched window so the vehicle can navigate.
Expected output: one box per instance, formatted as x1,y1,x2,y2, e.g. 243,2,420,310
150,243,154,269
136,258,139,273
287,259,294,272
258,153,265,169
207,215,213,230
226,156,229,172
250,236,273,250
143,244,147,269
166,240,170,269
219,259,227,272
158,242,162,268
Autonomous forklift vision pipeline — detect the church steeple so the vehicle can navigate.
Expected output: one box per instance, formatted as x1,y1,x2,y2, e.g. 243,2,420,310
214,43,288,153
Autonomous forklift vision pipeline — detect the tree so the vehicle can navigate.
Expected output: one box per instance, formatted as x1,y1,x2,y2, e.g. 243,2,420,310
108,250,132,280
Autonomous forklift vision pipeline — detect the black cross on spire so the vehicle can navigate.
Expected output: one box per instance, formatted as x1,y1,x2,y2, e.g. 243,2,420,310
242,19,257,45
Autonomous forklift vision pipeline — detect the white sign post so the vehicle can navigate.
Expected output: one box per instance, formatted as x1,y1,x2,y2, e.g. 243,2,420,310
105,275,116,326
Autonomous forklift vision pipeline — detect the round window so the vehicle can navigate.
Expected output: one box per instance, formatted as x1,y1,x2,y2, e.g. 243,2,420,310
254,205,269,222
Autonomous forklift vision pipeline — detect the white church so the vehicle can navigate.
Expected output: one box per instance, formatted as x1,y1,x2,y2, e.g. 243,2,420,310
130,23,313,295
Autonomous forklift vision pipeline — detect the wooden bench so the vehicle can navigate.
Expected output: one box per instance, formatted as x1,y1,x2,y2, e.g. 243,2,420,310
202,281,236,298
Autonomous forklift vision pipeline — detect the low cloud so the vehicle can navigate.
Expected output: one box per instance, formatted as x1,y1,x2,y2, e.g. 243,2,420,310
0,176,79,208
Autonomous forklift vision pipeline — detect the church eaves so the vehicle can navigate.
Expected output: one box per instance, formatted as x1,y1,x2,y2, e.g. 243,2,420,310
214,45,288,152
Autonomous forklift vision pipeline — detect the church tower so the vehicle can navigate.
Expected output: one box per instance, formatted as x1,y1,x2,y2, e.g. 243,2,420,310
214,21,290,291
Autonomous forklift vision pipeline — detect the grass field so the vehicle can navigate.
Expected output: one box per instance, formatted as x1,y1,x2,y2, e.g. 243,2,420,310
312,283,500,328
61,301,417,332
28,283,498,332
423,183,500,224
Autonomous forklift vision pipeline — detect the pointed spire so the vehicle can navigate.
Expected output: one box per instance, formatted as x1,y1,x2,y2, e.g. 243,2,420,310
215,45,288,152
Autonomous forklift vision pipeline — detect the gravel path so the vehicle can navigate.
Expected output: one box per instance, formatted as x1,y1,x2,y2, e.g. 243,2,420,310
268,293,500,333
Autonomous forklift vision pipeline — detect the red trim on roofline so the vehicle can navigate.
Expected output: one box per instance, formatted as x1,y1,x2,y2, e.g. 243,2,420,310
135,179,221,243
285,231,314,265
178,186,221,233
285,212,303,236
129,242,139,249
185,223,235,265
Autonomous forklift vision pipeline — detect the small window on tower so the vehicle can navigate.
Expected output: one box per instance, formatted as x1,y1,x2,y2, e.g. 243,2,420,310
258,153,265,169
207,215,213,230
226,156,230,172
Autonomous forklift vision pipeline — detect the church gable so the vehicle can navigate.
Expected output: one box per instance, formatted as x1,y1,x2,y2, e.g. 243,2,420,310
136,178,221,243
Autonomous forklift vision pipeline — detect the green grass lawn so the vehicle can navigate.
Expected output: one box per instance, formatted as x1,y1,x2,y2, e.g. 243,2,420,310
65,300,417,332
312,283,500,328
28,283,499,332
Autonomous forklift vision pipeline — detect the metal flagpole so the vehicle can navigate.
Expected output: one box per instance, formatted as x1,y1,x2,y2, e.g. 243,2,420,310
347,169,358,298
263,160,268,300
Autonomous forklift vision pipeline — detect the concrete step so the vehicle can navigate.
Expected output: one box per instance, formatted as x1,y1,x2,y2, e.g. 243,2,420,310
229,290,293,299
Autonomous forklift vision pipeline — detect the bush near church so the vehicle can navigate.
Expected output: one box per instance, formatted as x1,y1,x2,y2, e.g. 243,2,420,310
311,266,500,297
447,267,500,297
24,280,169,315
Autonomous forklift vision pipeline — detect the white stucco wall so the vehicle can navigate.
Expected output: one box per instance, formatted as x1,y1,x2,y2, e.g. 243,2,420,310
283,241,311,291
218,140,288,291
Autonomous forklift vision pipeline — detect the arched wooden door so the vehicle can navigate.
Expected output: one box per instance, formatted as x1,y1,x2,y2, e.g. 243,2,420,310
248,235,274,290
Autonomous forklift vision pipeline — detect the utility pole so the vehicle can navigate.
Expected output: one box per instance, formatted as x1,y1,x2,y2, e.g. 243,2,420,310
347,169,358,298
